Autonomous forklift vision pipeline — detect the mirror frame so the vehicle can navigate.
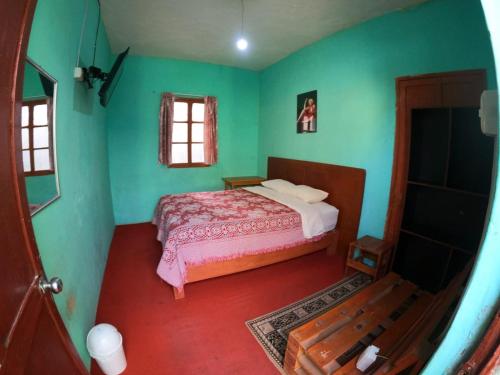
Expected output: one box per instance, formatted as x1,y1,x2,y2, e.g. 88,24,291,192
25,57,60,216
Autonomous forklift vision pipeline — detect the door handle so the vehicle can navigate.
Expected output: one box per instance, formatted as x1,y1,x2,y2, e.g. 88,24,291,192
39,277,63,294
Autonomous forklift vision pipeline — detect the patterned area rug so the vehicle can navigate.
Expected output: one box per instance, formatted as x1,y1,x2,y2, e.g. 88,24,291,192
245,273,371,372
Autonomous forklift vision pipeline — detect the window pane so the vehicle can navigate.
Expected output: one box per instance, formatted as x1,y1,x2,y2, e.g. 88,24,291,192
173,102,188,121
34,126,49,148
191,143,205,163
22,106,29,127
22,128,30,149
192,123,204,142
33,104,48,125
192,103,205,122
23,150,31,172
172,123,188,142
171,144,188,164
34,149,51,170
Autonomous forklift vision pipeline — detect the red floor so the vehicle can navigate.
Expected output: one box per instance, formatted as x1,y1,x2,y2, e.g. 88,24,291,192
92,223,344,375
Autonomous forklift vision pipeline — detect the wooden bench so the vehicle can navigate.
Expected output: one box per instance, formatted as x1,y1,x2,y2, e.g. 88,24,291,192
284,269,468,375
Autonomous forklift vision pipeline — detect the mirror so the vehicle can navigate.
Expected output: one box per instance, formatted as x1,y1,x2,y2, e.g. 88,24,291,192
21,58,59,215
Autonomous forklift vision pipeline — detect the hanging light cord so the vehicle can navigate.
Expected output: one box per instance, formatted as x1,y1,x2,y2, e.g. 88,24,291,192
241,0,245,35
92,0,101,65
76,0,89,66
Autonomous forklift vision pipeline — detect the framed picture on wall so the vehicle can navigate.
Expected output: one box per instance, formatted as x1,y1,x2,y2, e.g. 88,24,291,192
296,90,317,133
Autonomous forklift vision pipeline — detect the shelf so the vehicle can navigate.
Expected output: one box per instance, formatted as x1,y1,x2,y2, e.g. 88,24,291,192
402,184,488,251
408,108,449,186
399,228,474,255
394,232,451,293
407,181,489,199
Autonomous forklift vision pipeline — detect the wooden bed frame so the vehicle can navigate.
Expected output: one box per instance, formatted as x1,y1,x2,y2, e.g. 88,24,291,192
173,157,366,299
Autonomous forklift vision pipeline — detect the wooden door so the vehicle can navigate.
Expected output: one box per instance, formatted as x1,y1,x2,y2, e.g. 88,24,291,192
0,1,88,374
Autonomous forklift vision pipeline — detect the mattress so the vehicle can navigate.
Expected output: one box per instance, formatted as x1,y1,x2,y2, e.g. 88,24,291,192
153,188,338,288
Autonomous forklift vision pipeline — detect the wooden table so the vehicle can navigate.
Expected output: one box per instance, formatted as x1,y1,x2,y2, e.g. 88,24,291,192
345,236,393,280
284,273,432,374
222,176,265,190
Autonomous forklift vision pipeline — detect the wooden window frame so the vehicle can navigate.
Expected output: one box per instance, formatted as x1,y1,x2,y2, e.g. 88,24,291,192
22,98,54,176
168,97,209,168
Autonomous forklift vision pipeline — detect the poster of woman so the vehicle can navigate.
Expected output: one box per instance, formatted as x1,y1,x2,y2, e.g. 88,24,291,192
296,90,317,133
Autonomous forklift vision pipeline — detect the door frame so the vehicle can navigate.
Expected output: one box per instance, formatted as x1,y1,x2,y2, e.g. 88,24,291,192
0,0,87,372
384,69,487,247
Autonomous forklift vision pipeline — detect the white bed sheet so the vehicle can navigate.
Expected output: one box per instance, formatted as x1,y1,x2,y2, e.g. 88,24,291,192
244,186,339,238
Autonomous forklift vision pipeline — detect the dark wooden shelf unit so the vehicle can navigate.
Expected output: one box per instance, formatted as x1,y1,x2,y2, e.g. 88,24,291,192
393,98,493,293
399,229,472,255
407,180,489,199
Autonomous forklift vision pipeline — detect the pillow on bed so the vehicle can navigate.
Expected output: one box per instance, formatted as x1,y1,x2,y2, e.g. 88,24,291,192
261,179,297,195
291,185,329,203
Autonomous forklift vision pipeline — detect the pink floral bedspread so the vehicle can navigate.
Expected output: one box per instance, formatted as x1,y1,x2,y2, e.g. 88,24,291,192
153,189,312,288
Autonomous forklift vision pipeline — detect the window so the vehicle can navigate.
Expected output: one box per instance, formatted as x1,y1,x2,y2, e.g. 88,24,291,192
171,98,206,166
159,93,218,167
22,99,53,175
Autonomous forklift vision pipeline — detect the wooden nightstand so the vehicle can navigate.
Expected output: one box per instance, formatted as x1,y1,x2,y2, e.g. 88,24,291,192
345,235,393,280
222,176,265,190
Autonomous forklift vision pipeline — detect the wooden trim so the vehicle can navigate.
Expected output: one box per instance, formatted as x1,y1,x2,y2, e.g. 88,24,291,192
167,163,210,168
174,97,204,104
24,170,55,177
458,312,500,375
384,70,487,253
186,230,339,284
173,230,339,300
395,69,487,83
187,99,192,162
480,345,500,375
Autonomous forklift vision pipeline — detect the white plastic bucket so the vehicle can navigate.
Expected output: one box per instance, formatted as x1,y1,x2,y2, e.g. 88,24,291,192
87,324,127,375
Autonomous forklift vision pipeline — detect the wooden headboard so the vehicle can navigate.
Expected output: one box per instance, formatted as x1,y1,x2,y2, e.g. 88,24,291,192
267,157,366,258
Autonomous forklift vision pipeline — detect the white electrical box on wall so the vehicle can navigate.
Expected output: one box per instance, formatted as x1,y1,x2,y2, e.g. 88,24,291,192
74,67,85,81
479,90,498,136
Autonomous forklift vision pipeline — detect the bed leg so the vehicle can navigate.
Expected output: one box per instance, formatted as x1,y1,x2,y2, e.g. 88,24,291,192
173,286,185,300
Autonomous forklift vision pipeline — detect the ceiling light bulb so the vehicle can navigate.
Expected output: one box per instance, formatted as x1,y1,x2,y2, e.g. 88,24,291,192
236,38,248,51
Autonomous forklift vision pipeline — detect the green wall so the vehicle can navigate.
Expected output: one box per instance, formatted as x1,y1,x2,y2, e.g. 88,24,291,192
27,0,115,367
23,62,44,98
258,0,496,238
106,56,260,224
25,175,58,205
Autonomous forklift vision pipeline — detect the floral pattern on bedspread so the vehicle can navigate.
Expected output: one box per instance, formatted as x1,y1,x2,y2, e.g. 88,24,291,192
153,189,303,287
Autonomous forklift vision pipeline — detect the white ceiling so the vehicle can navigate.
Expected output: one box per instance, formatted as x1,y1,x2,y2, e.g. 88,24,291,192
100,0,428,71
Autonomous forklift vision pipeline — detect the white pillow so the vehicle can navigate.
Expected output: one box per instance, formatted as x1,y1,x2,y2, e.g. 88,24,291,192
261,179,297,195
292,185,329,203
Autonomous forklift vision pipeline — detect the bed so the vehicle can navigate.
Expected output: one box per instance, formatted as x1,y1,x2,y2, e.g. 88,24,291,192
154,157,366,299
